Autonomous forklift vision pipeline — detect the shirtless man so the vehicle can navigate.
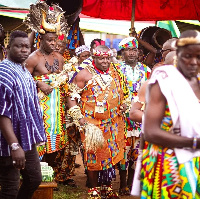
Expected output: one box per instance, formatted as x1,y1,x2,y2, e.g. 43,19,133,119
26,32,64,95
67,45,127,198
24,1,69,167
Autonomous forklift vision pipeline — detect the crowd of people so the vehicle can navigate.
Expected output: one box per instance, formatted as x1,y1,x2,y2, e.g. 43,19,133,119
1,1,200,199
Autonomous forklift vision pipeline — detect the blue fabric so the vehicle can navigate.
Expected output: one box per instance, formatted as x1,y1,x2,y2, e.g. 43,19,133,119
0,59,46,156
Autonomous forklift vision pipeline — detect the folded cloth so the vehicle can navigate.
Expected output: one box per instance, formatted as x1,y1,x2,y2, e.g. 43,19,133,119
148,65,200,164
131,150,142,196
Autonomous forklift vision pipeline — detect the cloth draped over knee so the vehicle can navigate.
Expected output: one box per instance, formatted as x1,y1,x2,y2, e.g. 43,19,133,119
140,65,200,198
34,74,69,158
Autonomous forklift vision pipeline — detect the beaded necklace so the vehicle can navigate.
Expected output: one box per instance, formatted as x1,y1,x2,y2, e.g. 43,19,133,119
86,63,113,113
92,61,111,86
40,50,59,73
120,61,148,97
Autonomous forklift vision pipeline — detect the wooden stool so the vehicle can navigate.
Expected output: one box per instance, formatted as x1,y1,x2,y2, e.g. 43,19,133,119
32,181,57,199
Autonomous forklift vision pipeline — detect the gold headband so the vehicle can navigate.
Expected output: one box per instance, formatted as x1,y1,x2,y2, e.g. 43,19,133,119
176,37,200,47
176,31,200,47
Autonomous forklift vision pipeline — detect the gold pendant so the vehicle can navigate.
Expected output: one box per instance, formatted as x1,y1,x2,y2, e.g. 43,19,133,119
95,106,104,113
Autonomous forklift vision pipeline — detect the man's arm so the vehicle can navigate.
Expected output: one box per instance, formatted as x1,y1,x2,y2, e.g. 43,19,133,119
25,53,37,75
67,69,89,109
129,81,148,122
144,82,195,149
0,116,25,169
67,69,91,126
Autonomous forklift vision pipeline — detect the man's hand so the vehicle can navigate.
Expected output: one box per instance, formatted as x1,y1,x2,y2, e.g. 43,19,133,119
79,118,88,127
11,147,25,170
120,103,127,113
38,81,53,95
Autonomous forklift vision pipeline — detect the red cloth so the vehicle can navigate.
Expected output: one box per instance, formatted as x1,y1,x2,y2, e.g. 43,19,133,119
82,0,200,21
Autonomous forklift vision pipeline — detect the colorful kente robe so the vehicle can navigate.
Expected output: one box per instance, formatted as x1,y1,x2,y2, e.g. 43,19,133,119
34,74,68,157
141,104,200,199
119,61,151,170
78,63,126,171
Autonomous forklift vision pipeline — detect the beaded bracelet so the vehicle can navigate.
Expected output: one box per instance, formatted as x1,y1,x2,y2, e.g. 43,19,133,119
193,136,197,150
68,105,84,122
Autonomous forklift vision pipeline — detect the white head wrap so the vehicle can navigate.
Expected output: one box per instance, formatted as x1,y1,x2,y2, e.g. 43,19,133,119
75,45,90,56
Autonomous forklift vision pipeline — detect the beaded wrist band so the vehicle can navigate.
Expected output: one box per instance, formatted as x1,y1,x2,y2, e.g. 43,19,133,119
193,136,197,150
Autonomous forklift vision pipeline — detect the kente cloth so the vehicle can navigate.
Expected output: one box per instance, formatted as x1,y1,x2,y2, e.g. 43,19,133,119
63,49,71,62
140,104,200,199
34,74,68,157
149,65,200,164
35,32,40,50
67,23,80,49
118,61,151,170
69,57,93,83
79,63,125,171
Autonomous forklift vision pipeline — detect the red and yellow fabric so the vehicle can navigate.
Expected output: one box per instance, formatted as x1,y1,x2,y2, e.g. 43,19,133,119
80,64,125,171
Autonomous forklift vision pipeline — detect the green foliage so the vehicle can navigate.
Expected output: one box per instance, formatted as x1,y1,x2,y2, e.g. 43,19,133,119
53,184,87,199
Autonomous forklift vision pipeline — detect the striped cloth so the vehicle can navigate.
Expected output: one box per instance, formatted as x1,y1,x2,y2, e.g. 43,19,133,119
0,59,46,156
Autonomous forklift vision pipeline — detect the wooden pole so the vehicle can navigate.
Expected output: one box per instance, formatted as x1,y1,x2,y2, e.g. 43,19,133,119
130,0,136,36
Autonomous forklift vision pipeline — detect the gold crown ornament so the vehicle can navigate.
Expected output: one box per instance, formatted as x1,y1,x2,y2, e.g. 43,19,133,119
24,0,69,36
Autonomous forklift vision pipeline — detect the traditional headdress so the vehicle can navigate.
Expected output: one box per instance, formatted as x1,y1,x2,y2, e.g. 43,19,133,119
118,37,138,50
24,1,69,36
93,48,113,57
75,45,90,56
176,30,200,47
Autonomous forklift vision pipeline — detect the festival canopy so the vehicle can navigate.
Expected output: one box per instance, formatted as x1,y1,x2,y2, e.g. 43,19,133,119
0,2,155,36
82,0,200,21
1,0,200,21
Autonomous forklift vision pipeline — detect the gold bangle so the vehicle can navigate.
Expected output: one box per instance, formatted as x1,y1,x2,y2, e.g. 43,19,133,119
68,105,84,121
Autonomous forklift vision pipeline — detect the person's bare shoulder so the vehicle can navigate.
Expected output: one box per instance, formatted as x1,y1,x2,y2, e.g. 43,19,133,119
76,68,92,81
74,68,93,88
26,50,40,67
